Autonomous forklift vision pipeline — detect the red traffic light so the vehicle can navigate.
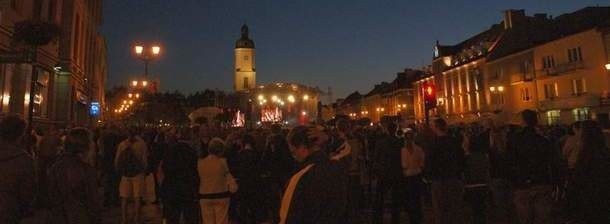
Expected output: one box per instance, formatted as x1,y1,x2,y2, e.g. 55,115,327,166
423,83,436,108
425,86,434,96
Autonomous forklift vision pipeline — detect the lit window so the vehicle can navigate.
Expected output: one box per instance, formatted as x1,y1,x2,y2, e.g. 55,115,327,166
572,108,589,122
546,110,561,125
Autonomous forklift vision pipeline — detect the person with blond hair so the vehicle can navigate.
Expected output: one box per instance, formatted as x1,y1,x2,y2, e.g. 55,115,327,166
198,138,235,224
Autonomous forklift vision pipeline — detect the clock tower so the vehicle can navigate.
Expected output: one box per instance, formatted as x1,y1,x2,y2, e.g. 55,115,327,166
234,24,256,92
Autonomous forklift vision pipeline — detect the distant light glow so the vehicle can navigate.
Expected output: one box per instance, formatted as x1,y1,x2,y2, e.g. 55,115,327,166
606,63,610,70
287,95,295,103
142,81,148,86
132,81,138,86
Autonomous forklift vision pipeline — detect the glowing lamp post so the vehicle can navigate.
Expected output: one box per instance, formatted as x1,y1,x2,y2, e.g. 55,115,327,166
133,44,161,77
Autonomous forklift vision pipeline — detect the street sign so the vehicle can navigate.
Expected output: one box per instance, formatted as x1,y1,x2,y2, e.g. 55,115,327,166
90,102,100,116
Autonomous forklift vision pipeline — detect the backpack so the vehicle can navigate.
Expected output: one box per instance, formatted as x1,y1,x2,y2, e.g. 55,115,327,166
116,143,144,178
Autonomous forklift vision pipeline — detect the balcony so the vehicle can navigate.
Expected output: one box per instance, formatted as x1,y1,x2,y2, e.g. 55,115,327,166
542,61,584,76
539,93,599,110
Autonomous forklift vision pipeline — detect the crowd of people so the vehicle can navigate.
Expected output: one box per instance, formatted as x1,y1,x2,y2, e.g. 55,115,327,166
1,109,609,224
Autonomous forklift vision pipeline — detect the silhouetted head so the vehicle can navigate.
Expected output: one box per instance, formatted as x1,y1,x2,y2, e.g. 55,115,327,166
521,109,538,127
64,128,91,154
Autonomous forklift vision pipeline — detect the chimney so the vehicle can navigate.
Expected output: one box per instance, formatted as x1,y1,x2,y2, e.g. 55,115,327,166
504,9,526,29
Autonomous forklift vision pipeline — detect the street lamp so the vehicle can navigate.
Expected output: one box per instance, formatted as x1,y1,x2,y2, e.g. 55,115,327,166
606,63,610,70
134,44,161,77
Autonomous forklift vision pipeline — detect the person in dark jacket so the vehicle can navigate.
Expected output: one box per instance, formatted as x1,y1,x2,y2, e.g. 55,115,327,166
509,109,560,224
160,127,200,224
571,120,610,224
262,124,294,222
279,126,346,224
99,125,123,207
463,125,491,224
372,122,404,224
0,115,35,223
424,118,465,224
36,126,62,208
235,134,263,224
48,128,101,224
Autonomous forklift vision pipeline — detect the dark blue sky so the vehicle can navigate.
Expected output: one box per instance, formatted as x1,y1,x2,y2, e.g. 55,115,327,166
102,0,608,99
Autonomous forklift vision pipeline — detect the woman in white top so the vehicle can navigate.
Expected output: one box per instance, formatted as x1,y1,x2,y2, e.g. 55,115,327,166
198,138,232,224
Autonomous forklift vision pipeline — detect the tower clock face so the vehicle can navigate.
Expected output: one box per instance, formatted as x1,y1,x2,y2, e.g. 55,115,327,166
434,46,439,58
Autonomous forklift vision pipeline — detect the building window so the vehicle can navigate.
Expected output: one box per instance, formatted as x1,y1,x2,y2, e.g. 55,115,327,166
492,68,503,80
572,79,586,96
567,47,582,62
491,92,504,105
520,87,531,101
33,69,49,118
547,110,561,125
542,55,555,69
470,68,482,91
243,77,249,89
521,61,533,80
544,83,558,99
572,108,589,122
244,55,249,61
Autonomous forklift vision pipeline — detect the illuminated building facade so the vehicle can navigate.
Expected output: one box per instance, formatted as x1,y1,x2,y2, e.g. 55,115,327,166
413,7,610,126
0,0,107,125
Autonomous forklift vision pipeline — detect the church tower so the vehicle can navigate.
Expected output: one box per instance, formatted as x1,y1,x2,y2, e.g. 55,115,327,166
234,24,256,92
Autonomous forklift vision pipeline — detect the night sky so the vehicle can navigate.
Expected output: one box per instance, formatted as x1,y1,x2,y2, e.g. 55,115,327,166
102,0,608,100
